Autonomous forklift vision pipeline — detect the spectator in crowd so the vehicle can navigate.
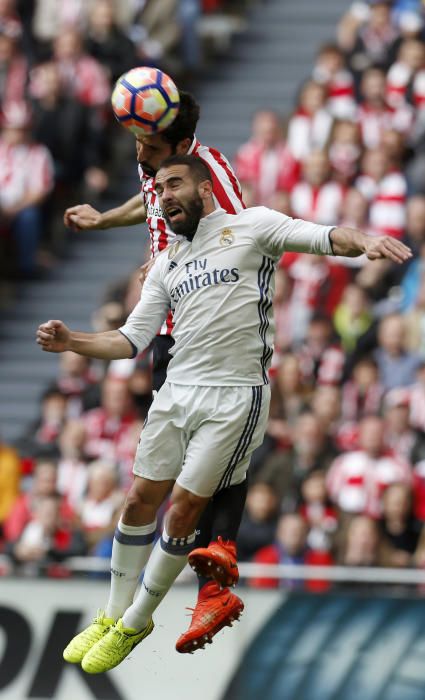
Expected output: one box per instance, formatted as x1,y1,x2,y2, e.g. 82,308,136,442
374,313,423,389
85,0,138,83
383,387,425,463
310,385,345,448
357,64,412,149
250,512,333,589
54,350,100,417
237,482,280,562
297,314,345,387
51,28,110,109
341,356,384,424
347,0,399,79
409,363,425,435
3,458,73,542
326,414,411,520
81,374,138,462
379,482,422,566
404,272,425,354
16,385,68,458
0,101,54,277
333,283,374,353
30,60,110,203
338,515,382,566
298,469,338,553
267,352,310,446
355,146,407,240
0,17,28,115
327,119,362,184
286,79,333,162
257,411,337,509
0,435,21,536
386,37,425,109
77,459,125,552
233,109,299,205
312,43,357,119
56,419,89,513
9,492,86,569
338,186,370,235
291,150,345,226
403,195,425,259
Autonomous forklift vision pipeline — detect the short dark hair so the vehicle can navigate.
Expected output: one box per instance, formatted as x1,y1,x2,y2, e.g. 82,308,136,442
158,154,213,184
160,91,200,147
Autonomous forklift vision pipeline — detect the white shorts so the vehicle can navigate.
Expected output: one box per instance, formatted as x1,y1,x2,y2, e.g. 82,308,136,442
133,381,270,497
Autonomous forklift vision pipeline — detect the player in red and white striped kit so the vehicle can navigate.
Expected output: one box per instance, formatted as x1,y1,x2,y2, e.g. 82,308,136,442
64,92,247,653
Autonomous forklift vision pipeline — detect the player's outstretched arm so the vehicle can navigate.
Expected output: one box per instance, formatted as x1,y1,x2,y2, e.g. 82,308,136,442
36,320,134,360
330,227,412,264
64,194,146,231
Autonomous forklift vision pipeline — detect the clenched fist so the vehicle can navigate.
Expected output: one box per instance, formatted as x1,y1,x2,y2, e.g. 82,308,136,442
36,320,71,353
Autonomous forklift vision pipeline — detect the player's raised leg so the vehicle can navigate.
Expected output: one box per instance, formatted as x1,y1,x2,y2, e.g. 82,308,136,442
176,480,247,653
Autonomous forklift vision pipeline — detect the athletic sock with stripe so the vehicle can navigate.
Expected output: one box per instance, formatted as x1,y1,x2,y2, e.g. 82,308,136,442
122,528,195,631
105,518,157,621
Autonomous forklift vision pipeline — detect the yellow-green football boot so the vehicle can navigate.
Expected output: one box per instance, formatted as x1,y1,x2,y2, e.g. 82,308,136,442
63,610,115,664
82,618,154,674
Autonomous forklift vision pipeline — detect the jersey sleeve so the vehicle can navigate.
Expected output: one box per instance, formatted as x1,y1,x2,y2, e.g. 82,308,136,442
254,206,335,259
119,260,170,353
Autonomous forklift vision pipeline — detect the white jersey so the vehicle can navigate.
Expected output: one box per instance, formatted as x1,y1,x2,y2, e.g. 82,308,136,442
139,136,244,335
120,206,335,386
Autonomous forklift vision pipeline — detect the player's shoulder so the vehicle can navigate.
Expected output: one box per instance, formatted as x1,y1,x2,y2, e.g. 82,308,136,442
234,205,286,225
195,141,232,168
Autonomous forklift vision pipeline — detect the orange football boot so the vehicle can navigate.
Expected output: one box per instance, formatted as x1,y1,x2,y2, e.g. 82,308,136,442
188,537,239,587
175,581,244,654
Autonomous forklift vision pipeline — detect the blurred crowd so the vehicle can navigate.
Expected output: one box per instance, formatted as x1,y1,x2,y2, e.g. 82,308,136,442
0,0,245,285
4,0,425,591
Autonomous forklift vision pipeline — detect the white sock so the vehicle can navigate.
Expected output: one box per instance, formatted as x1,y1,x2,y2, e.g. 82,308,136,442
122,528,196,631
105,518,157,621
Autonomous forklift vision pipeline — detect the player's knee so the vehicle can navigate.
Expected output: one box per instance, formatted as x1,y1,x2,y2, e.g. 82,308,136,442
122,484,156,523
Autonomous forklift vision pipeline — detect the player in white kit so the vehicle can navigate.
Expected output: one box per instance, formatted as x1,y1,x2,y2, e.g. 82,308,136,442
65,92,249,653
37,155,411,672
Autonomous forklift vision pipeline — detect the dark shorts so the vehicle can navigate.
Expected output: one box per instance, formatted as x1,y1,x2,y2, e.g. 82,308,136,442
152,335,175,392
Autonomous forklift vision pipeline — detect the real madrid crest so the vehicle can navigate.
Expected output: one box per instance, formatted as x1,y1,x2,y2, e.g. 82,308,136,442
220,228,234,247
168,240,181,259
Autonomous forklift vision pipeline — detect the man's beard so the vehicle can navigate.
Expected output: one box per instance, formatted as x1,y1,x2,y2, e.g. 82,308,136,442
165,195,204,240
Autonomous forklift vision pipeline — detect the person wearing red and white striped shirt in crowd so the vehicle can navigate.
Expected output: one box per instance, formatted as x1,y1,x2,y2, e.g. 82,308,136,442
52,28,111,108
312,43,357,120
355,146,407,239
286,79,333,162
291,150,346,226
386,37,425,110
0,101,54,276
326,415,412,520
63,90,247,653
357,65,413,150
233,109,300,205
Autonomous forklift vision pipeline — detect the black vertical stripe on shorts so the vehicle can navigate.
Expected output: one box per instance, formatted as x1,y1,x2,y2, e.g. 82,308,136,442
214,386,263,494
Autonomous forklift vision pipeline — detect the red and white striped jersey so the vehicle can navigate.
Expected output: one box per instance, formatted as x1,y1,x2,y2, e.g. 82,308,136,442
326,449,412,518
139,136,245,335
286,108,333,162
0,139,54,209
357,102,413,150
387,63,425,110
355,171,407,239
290,180,345,226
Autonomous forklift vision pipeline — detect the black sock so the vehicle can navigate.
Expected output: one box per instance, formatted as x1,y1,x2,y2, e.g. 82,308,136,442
210,480,248,543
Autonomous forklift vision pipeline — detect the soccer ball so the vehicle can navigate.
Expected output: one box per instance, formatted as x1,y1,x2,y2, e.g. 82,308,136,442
111,67,180,136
